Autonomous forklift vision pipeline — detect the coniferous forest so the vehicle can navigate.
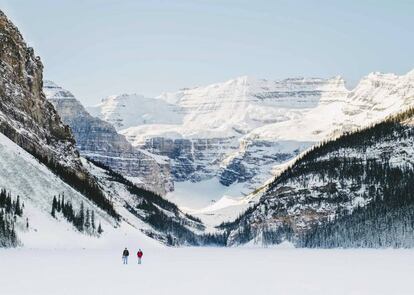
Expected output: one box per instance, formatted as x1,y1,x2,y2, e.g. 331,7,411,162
222,108,414,247
0,189,24,247
51,194,103,235
296,110,414,248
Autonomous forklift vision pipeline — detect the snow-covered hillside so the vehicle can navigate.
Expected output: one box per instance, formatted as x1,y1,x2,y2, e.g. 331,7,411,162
90,71,414,216
0,130,205,248
0,132,117,248
221,108,414,246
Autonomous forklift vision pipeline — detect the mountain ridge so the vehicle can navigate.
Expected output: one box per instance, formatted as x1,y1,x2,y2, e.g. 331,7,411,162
90,69,414,212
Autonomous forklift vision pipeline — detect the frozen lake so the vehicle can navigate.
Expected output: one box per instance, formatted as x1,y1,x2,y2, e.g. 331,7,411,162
0,247,413,295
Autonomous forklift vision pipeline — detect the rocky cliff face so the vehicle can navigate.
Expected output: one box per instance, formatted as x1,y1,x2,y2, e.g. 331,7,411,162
44,81,173,195
140,137,239,182
0,10,82,173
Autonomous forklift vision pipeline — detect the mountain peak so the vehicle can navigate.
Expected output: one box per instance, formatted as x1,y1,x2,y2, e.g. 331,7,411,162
230,75,255,84
43,80,76,100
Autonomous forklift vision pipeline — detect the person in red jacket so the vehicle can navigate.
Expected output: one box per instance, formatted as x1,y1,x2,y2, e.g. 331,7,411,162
137,249,143,264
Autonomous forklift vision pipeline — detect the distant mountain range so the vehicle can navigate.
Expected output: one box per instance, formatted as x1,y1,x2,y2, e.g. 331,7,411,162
88,70,414,213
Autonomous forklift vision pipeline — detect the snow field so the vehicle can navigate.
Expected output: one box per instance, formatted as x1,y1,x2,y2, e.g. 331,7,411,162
1,248,413,295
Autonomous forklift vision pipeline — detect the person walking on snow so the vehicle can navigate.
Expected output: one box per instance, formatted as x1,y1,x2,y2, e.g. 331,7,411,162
137,249,143,264
122,247,129,265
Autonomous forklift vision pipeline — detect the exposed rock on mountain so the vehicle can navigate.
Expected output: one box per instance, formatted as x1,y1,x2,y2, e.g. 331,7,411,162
91,73,414,208
0,10,81,172
44,81,173,195
0,10,120,245
92,77,349,194
221,108,414,247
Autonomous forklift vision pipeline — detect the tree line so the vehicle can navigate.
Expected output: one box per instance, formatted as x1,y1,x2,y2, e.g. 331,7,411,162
0,189,25,247
51,194,103,235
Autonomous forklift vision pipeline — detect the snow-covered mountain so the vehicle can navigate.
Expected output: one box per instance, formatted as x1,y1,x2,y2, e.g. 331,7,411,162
90,72,414,210
44,81,173,195
88,93,183,129
0,10,210,248
221,108,414,247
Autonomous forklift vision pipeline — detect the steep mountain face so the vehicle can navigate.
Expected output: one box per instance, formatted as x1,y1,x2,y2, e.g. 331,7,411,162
0,10,207,248
222,109,414,247
90,72,414,209
44,81,173,195
0,10,118,246
0,10,121,222
0,11,81,173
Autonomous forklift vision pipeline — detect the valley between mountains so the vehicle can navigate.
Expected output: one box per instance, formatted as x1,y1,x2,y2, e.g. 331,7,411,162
1,9,414,249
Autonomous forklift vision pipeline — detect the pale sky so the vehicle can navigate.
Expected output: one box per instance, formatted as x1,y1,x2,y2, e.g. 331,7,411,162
1,0,413,105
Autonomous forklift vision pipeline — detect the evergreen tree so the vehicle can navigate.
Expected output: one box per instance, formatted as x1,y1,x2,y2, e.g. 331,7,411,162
61,194,65,212
91,210,96,231
0,189,21,247
85,209,90,230
56,195,61,212
51,196,57,218
14,196,22,216
97,222,103,234
78,202,85,232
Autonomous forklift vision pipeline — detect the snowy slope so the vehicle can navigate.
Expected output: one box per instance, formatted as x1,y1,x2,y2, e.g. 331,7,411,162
250,70,414,143
0,131,203,248
91,71,414,220
111,76,347,140
88,93,183,130
0,132,122,248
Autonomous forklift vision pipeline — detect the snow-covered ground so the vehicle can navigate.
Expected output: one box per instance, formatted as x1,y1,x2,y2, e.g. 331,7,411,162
1,247,413,295
166,178,246,209
165,178,260,230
